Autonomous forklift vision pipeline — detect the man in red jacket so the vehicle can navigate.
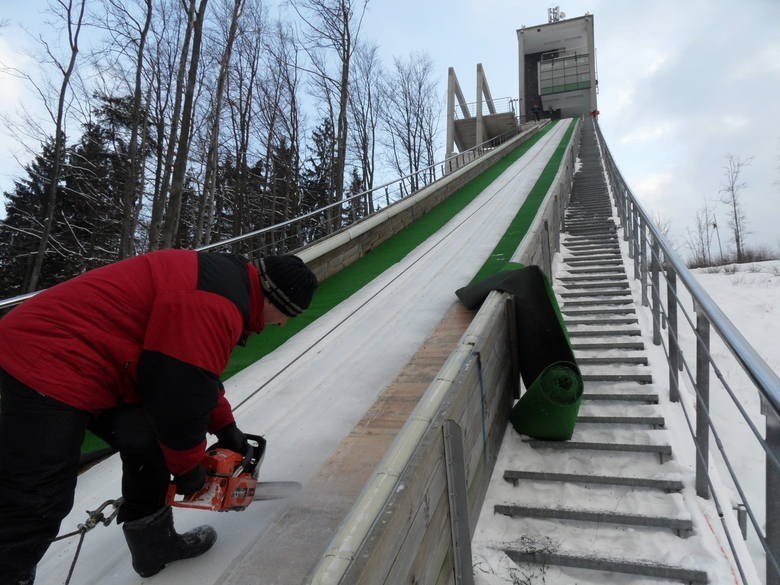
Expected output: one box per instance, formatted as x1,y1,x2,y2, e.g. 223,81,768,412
0,250,318,584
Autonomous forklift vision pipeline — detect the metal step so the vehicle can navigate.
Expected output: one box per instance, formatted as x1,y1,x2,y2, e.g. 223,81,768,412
495,504,693,536
564,236,617,244
503,550,708,583
560,290,632,298
565,318,638,326
566,249,621,257
564,267,625,274
563,299,634,307
568,329,641,337
581,373,653,384
571,341,645,350
564,235,617,241
562,282,629,290
524,440,672,462
577,356,647,365
502,470,683,491
561,259,624,267
565,255,623,263
562,308,636,316
577,415,664,427
565,240,618,245
558,275,626,282
582,392,659,403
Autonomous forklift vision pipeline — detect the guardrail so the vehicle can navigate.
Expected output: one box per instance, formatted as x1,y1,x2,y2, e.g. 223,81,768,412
0,124,539,312
452,96,517,121
198,125,529,261
596,119,780,585
308,119,580,585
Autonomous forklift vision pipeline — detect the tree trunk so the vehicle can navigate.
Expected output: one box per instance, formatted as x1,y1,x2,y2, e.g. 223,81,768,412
196,0,244,247
148,2,196,250
119,0,152,259
161,0,208,249
27,0,87,292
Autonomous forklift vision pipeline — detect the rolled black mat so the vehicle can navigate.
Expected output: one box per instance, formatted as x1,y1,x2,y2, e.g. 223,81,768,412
456,265,582,440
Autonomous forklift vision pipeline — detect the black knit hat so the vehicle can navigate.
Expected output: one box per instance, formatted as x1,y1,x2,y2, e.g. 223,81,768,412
257,255,318,317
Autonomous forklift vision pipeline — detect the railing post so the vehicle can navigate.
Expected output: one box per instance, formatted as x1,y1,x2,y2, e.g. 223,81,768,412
651,239,661,345
552,194,561,253
667,266,679,402
442,420,475,585
632,209,640,279
560,187,567,234
641,222,649,307
626,202,634,257
695,305,711,498
768,404,780,585
541,220,552,279
622,189,630,239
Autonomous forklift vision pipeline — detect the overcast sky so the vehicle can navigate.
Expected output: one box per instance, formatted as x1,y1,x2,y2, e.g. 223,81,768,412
1,0,779,255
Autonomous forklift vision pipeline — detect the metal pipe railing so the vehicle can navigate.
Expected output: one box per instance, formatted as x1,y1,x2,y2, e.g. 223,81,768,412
594,117,780,585
1,123,539,312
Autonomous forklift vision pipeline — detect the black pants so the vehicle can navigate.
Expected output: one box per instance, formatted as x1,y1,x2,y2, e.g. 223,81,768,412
0,370,170,581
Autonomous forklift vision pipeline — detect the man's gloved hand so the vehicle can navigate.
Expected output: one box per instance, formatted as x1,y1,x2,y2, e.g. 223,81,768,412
174,465,206,496
215,422,248,454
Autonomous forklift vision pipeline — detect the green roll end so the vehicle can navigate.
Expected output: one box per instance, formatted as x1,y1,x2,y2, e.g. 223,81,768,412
510,362,583,441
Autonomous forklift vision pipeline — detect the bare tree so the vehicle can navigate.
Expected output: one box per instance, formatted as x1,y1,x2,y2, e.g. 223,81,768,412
291,0,369,206
195,0,246,247
381,52,440,195
24,0,88,292
719,154,752,263
348,41,381,208
147,0,193,249
95,0,154,259
685,201,716,267
259,22,303,231
159,0,209,249
215,1,265,243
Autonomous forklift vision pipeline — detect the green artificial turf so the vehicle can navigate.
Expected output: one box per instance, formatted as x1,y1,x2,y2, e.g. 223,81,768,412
471,118,576,283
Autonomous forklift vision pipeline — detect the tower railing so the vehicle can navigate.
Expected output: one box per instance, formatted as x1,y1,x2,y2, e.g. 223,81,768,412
595,117,780,585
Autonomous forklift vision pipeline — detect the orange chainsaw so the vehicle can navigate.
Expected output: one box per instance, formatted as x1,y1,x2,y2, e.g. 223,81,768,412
166,434,266,512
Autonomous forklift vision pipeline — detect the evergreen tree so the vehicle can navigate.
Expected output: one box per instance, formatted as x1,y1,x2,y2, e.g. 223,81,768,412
268,139,301,252
0,140,63,296
300,118,336,243
63,121,125,269
343,168,367,224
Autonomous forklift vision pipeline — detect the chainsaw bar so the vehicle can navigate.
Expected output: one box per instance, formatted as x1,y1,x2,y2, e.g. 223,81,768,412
252,481,303,501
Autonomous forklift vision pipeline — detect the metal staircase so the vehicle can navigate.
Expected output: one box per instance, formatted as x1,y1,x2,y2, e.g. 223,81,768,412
480,121,719,584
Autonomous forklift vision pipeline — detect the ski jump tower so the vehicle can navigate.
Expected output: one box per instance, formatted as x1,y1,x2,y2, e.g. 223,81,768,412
517,13,598,121
445,13,598,172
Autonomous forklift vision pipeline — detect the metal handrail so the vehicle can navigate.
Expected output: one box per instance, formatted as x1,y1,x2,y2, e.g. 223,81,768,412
1,122,534,311
453,96,517,120
596,121,780,414
594,117,780,585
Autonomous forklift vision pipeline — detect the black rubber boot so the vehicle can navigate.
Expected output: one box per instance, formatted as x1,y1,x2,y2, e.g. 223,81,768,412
122,506,216,577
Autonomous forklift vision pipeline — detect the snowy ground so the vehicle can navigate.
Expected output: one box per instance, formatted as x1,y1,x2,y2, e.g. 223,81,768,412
34,123,573,585
680,260,780,581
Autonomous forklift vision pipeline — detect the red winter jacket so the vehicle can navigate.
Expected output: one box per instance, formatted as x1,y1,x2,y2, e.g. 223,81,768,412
0,249,265,475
